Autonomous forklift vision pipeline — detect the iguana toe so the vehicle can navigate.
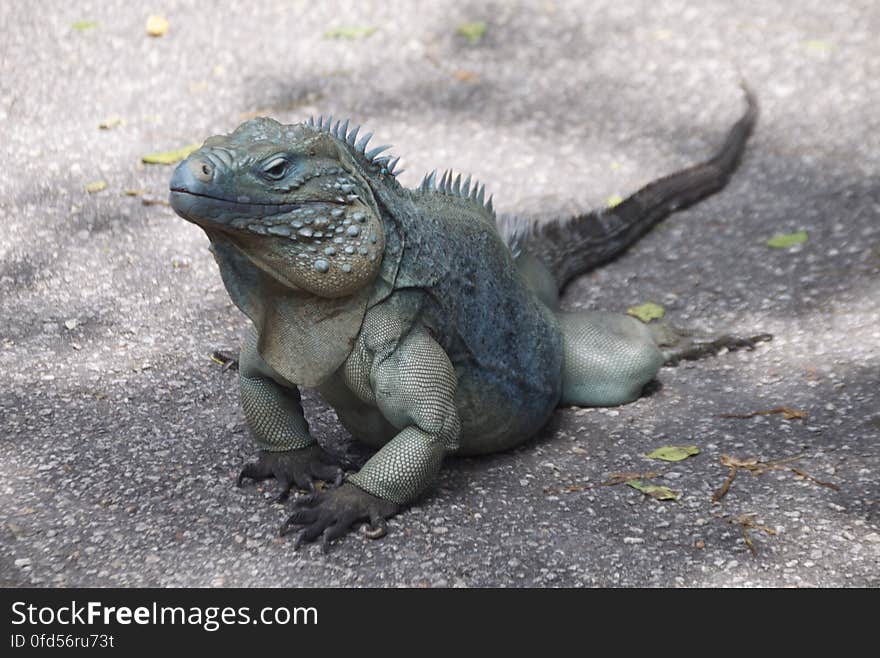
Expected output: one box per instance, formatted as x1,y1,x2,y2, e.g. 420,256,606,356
280,482,400,552
237,446,344,503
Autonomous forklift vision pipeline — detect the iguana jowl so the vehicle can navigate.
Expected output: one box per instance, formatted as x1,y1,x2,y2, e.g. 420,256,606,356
169,87,767,549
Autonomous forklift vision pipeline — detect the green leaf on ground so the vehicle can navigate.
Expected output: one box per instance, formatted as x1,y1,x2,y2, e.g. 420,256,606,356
766,230,808,248
98,117,123,130
606,194,623,207
142,144,200,165
72,21,99,31
645,445,700,462
804,39,830,52
626,480,679,501
627,302,665,323
323,26,376,40
457,21,487,44
85,180,107,193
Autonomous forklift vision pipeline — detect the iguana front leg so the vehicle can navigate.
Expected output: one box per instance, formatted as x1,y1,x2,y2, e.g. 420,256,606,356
282,326,461,551
236,327,342,501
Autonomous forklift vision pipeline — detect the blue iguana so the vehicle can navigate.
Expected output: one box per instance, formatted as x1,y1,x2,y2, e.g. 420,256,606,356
169,87,767,550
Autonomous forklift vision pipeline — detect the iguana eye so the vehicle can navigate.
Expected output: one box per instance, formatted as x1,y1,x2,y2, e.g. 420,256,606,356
262,158,288,180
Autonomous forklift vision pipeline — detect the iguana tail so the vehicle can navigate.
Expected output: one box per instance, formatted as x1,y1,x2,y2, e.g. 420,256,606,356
515,85,758,291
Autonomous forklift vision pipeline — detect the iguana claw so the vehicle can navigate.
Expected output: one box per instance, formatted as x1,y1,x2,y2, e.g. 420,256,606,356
237,445,344,503
658,329,773,366
279,482,400,552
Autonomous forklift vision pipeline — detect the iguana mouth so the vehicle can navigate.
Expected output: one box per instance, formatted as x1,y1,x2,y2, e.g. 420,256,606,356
170,188,306,210
170,188,290,206
169,189,353,226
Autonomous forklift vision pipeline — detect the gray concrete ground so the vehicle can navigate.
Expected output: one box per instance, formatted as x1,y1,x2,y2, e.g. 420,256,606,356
1,1,878,587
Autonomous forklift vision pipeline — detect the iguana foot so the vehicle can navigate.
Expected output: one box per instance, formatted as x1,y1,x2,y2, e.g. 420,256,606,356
280,482,400,552
237,445,344,503
654,326,772,366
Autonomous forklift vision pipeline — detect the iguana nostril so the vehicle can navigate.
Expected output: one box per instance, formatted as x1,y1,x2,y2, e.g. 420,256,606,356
191,157,214,182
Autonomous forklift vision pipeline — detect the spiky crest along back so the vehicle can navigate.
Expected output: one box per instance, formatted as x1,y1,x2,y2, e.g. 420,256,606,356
414,169,496,217
306,114,499,223
304,114,405,179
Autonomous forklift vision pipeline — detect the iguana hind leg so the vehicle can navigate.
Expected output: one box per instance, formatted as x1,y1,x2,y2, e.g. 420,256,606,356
557,312,772,407
558,311,665,407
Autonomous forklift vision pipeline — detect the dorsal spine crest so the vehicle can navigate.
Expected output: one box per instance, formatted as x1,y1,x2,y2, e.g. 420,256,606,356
305,114,404,177
417,168,495,217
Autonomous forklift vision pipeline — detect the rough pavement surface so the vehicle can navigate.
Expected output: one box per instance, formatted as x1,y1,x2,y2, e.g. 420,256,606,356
1,2,878,587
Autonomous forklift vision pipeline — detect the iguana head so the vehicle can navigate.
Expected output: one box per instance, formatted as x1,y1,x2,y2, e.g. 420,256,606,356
170,116,394,298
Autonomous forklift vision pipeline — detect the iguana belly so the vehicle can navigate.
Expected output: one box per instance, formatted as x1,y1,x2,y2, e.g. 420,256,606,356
324,364,562,456
319,295,564,456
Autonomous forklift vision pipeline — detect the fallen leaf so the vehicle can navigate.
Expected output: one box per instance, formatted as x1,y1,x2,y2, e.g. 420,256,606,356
141,195,170,207
146,15,169,37
452,69,480,82
627,302,665,323
457,21,487,44
720,406,808,421
712,452,839,504
72,20,98,31
626,480,679,501
545,484,590,493
789,468,840,491
123,189,146,196
142,143,200,165
694,539,705,549
766,230,808,248
85,180,107,193
724,514,777,557
606,194,624,207
719,454,760,469
804,39,830,52
712,466,737,503
645,445,700,462
324,26,376,40
98,117,123,130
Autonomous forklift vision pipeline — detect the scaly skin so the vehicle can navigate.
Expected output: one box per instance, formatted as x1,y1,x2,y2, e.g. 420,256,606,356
169,88,766,550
